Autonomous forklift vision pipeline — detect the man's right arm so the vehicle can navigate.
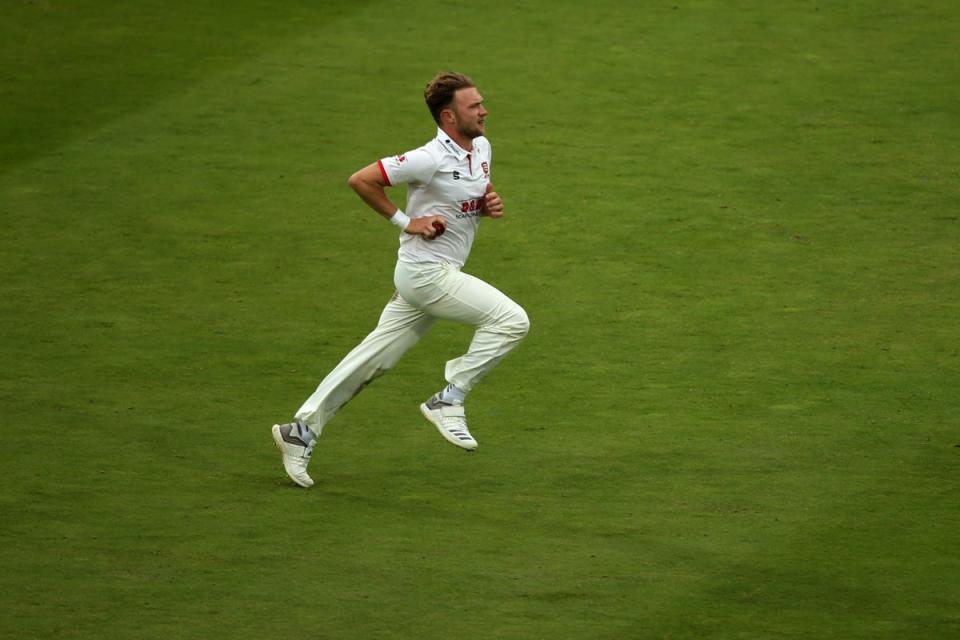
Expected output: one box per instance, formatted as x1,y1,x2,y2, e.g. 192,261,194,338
347,163,444,239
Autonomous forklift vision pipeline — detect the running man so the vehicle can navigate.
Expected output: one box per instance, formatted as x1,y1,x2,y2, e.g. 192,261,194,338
272,72,530,488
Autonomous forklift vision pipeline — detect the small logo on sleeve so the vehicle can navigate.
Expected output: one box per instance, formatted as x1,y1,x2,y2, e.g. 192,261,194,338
481,161,489,177
397,155,406,163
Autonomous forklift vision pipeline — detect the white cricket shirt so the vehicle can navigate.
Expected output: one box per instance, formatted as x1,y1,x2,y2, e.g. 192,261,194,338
378,128,492,268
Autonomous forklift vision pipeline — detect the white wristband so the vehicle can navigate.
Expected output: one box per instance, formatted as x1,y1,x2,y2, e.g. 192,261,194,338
389,209,410,231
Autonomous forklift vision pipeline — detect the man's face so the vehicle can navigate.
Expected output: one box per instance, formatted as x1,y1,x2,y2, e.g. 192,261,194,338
447,87,487,138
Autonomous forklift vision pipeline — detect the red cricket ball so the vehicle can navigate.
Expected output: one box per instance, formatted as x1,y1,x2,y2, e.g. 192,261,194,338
432,220,446,236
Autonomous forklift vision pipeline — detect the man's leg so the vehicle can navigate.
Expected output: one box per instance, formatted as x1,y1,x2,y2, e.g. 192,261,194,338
295,292,436,436
395,262,529,449
273,293,435,487
396,262,529,389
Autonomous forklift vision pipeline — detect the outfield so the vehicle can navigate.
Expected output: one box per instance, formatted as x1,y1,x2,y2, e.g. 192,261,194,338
1,1,958,638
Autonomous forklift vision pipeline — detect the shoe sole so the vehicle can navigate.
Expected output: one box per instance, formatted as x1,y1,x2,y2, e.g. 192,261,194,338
271,424,314,488
419,403,478,451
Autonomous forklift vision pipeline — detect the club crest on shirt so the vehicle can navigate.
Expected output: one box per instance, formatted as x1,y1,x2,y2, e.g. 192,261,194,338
397,155,406,162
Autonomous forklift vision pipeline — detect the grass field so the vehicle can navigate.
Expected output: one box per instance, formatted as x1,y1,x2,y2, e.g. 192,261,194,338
2,1,958,638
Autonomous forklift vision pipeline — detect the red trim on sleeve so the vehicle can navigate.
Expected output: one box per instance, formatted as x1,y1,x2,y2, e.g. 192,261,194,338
377,159,392,186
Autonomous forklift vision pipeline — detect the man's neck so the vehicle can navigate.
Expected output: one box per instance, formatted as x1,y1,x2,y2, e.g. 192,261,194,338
440,125,474,152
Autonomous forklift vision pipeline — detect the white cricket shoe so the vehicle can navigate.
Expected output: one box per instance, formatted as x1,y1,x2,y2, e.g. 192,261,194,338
420,394,478,451
271,421,316,488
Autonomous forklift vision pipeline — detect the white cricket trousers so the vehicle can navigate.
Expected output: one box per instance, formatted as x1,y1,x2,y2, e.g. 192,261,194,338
295,261,529,437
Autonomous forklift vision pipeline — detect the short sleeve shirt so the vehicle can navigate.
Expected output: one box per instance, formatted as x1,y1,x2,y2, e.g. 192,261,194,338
377,128,492,267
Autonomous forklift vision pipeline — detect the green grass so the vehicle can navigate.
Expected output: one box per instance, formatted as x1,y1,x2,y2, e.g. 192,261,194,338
2,1,958,638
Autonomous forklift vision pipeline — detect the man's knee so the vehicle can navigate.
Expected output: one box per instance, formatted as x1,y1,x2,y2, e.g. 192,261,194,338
504,305,530,340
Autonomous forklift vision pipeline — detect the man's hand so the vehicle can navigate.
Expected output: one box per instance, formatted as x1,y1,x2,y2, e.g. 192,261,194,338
483,183,504,218
406,215,447,240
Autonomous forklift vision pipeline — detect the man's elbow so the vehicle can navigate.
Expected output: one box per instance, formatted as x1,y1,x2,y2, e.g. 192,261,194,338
347,171,363,192
348,164,386,194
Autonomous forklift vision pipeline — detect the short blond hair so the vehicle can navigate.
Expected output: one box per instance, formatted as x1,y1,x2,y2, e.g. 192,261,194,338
424,71,475,125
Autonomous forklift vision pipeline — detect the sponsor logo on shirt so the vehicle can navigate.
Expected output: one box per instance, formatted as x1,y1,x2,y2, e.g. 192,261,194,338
442,138,459,155
453,170,460,180
456,197,485,219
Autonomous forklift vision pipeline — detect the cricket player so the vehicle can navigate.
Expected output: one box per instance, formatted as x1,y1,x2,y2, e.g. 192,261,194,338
272,72,530,488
